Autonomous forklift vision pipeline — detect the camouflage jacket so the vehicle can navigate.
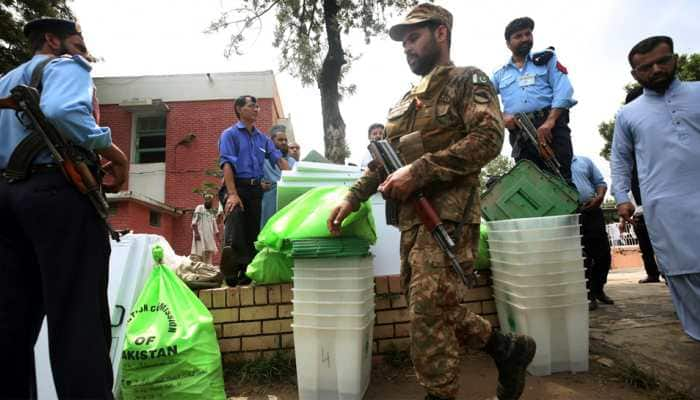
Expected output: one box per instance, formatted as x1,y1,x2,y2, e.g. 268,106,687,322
346,63,504,231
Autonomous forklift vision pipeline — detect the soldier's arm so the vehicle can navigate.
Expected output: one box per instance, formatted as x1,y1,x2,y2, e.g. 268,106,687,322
344,167,382,211
410,69,505,188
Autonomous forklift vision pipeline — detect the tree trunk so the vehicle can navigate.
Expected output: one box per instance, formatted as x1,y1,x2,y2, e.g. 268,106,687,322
319,0,347,164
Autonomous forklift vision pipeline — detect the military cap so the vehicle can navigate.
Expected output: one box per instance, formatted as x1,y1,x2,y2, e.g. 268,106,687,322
504,17,534,41
23,18,82,38
389,3,453,41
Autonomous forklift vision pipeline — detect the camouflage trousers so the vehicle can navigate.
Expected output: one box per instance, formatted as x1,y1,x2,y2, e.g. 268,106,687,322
400,223,493,399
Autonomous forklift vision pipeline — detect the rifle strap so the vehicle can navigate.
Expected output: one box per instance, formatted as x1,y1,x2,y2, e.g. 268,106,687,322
4,57,56,182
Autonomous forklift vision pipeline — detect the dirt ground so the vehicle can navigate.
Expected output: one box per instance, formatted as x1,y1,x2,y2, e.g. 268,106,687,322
225,351,657,400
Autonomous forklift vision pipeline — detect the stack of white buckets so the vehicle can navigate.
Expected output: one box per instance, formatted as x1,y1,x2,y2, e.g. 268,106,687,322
291,256,376,399
486,214,589,376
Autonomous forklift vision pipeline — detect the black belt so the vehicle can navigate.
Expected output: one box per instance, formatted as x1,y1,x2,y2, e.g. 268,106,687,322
524,107,551,122
1,163,59,179
235,178,262,187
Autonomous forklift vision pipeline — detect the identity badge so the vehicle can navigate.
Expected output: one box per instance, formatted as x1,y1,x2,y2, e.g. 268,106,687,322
518,74,536,87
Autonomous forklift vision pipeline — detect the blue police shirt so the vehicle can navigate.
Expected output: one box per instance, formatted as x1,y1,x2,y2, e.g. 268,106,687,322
0,54,112,169
219,122,282,179
571,155,606,203
491,51,577,114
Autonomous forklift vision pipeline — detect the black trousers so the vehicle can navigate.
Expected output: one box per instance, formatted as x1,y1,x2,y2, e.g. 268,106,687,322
219,183,263,278
0,170,113,399
509,109,574,183
634,214,660,279
580,207,612,295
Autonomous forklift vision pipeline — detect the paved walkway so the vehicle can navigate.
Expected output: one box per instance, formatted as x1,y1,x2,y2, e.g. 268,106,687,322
590,268,700,399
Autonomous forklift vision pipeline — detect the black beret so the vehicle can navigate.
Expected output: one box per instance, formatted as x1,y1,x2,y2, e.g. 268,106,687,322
504,17,534,41
23,18,81,38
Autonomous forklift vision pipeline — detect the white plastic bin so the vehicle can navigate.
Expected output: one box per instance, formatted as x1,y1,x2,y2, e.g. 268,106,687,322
487,225,581,242
488,236,582,253
293,288,374,302
489,248,583,264
493,278,587,297
292,321,373,400
293,276,375,290
486,214,580,232
494,297,589,376
292,311,375,329
294,267,374,279
493,287,587,308
293,297,375,315
491,266,585,285
490,258,585,274
294,257,373,269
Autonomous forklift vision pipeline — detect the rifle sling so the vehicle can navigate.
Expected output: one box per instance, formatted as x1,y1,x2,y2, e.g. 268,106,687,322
4,57,56,182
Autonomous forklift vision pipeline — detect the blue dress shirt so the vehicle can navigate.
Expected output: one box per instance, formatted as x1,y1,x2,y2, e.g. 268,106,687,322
0,54,112,169
491,51,577,114
571,155,606,203
218,122,282,179
611,79,700,276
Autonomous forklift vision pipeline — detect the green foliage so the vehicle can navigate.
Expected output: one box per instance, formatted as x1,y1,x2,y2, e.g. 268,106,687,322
598,52,700,159
0,1,74,74
223,350,296,385
192,163,223,197
479,154,515,189
208,0,418,90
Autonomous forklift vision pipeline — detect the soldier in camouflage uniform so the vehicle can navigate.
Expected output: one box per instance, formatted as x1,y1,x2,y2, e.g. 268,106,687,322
328,4,536,400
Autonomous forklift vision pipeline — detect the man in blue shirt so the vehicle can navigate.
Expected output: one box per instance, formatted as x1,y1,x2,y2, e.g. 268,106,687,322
219,95,289,286
260,124,296,228
571,155,612,310
0,19,128,399
492,17,577,181
611,36,700,341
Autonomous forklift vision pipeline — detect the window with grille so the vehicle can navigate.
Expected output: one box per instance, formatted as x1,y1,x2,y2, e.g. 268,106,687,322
135,115,166,163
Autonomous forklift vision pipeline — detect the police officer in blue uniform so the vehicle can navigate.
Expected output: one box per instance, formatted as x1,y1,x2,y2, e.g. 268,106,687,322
492,17,577,181
0,18,128,399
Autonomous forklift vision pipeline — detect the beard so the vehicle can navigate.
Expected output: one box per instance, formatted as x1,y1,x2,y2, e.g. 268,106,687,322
407,37,440,76
639,64,677,93
514,41,533,57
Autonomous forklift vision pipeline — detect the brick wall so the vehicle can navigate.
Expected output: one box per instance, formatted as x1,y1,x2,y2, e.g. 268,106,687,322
101,98,277,256
109,201,175,239
197,272,498,360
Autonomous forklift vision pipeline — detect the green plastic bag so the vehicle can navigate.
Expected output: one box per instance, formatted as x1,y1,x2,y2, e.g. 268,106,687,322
475,224,491,271
120,246,226,400
257,186,377,253
246,247,293,285
247,186,376,284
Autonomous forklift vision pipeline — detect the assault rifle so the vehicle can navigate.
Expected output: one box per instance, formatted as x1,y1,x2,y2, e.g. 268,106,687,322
368,140,477,288
0,85,120,241
514,112,566,181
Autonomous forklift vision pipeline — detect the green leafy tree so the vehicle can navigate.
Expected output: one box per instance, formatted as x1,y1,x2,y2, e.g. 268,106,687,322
0,0,74,74
479,154,514,191
598,53,700,160
207,0,421,164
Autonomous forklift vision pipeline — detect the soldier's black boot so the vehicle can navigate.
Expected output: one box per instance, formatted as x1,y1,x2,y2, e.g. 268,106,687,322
424,394,454,400
484,331,536,400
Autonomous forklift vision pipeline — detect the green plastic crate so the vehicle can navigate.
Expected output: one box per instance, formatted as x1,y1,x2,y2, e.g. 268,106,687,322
289,237,371,258
480,160,579,222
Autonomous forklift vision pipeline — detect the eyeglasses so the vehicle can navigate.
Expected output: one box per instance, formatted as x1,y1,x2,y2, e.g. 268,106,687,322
633,54,675,73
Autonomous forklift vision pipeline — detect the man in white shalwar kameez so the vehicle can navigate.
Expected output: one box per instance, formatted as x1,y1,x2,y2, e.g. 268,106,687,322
611,36,700,341
191,193,219,264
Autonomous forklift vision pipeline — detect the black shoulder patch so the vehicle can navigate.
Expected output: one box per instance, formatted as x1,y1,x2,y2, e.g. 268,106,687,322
532,47,555,66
